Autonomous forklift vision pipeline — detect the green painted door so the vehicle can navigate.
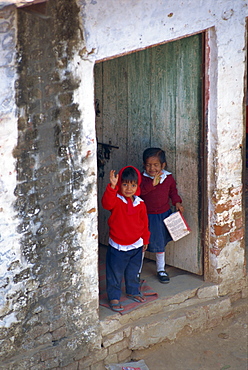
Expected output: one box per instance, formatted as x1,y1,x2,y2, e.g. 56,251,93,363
95,34,203,275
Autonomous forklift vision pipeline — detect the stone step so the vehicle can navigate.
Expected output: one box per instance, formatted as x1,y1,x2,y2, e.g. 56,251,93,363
100,283,219,337
101,296,247,358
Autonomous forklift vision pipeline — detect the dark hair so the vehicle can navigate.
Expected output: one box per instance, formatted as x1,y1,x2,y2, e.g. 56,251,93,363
143,147,166,164
121,167,138,183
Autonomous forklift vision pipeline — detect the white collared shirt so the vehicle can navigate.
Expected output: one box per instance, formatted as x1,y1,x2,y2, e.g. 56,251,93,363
116,194,143,206
143,169,171,184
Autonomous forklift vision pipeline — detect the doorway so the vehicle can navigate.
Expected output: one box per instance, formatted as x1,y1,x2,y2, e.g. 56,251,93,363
95,33,204,275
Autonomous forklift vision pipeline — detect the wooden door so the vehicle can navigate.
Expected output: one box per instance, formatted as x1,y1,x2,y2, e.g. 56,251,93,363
95,34,203,275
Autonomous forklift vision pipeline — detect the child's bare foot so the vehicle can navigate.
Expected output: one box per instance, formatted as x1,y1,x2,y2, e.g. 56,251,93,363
109,299,124,311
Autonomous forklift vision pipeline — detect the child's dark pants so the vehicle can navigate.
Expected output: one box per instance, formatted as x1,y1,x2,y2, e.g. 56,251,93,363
106,245,142,301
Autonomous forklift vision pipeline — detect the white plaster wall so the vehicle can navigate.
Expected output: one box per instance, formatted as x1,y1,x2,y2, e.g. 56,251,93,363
81,0,247,61
69,53,100,322
79,0,247,282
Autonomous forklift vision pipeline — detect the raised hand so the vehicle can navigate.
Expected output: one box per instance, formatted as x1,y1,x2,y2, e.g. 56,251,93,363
152,171,162,186
109,170,119,189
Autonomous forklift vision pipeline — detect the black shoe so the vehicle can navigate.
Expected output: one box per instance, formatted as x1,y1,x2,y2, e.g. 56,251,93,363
157,271,170,284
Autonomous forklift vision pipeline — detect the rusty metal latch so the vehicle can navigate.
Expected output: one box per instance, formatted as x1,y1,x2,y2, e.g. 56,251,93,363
97,141,119,178
97,141,119,160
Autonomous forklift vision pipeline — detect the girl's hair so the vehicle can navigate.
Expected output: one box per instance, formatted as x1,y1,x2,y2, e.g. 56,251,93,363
143,147,166,164
121,167,138,183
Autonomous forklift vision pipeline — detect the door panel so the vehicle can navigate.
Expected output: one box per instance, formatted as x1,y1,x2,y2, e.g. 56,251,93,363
165,37,202,274
95,34,203,274
127,49,151,163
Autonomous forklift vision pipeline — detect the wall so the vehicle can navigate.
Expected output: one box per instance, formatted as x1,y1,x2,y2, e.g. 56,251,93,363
80,0,247,292
0,0,247,368
0,0,100,367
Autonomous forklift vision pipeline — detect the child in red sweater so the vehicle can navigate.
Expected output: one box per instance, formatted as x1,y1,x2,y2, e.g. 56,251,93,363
140,148,184,283
102,166,150,312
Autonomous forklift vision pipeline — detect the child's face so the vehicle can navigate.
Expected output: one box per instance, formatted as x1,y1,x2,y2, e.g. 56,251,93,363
144,156,165,177
120,181,138,198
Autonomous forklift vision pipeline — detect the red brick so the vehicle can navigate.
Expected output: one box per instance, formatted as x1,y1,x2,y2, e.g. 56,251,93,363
215,200,232,213
234,217,243,229
229,228,244,242
214,223,232,236
233,211,242,219
210,235,228,249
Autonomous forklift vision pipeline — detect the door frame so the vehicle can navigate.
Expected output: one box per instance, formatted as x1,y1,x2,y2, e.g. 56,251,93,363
95,32,207,277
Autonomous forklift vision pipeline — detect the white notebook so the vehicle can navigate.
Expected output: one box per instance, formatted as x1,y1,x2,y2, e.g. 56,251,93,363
163,212,191,241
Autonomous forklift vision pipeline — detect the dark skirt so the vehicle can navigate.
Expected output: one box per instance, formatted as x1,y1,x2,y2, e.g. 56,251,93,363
147,209,172,253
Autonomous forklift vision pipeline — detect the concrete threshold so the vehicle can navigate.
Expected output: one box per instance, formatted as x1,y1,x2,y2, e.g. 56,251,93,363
99,257,225,348
100,256,208,320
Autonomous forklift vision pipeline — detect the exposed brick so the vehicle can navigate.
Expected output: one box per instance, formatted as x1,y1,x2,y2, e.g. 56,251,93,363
233,211,242,219
211,234,228,250
214,223,232,236
229,228,244,243
215,200,233,213
234,216,243,229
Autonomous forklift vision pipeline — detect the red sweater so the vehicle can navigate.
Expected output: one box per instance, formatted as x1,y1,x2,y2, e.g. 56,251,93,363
101,184,150,246
140,174,182,214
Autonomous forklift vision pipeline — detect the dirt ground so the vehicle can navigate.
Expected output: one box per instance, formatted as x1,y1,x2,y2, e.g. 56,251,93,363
133,308,247,370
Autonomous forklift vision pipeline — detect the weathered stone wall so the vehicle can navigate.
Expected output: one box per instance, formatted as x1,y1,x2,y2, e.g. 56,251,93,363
0,0,100,367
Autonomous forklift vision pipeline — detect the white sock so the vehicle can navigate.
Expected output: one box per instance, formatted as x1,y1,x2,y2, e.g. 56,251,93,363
138,252,145,274
156,252,165,272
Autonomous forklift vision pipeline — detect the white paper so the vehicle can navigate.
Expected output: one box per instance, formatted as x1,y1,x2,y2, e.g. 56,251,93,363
163,212,191,241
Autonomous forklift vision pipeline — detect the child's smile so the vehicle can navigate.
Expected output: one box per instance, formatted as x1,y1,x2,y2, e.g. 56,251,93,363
144,156,165,177
121,181,138,199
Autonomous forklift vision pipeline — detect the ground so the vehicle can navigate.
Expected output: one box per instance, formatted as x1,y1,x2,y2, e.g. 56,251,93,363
134,309,247,370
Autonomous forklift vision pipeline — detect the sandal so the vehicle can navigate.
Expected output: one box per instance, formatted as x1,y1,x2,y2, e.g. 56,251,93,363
126,294,146,303
109,300,124,312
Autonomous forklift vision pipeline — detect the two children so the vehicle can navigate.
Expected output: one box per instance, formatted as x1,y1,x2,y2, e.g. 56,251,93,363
102,148,183,311
101,166,150,312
